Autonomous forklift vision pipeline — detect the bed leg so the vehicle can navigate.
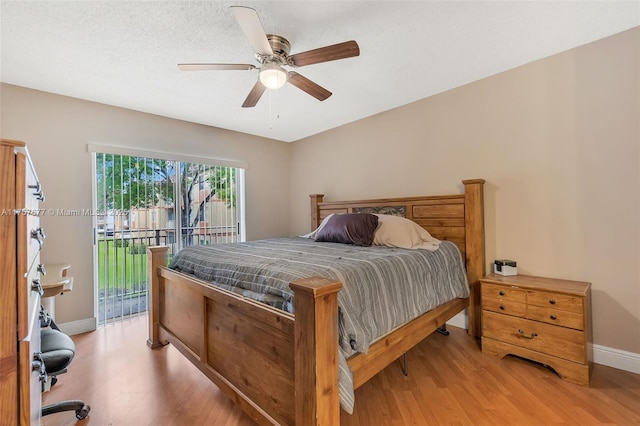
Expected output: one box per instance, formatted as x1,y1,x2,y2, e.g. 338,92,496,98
147,246,169,349
400,324,447,377
401,353,408,376
290,277,342,426
436,324,450,336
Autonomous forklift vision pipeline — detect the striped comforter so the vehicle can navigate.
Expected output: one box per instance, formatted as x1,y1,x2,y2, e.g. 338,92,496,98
168,237,469,413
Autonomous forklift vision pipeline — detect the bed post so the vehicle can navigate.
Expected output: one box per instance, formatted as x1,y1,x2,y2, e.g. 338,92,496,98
462,179,485,338
147,246,169,349
309,194,324,230
290,277,343,426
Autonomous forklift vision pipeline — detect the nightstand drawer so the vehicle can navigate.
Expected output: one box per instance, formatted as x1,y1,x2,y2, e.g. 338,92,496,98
527,290,583,313
481,283,526,303
483,311,585,364
482,298,526,317
527,305,584,330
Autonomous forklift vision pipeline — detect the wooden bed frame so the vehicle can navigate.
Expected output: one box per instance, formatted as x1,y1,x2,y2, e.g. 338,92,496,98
147,179,485,425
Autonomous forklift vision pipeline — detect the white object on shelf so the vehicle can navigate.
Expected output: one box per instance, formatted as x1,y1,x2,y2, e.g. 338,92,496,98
494,259,517,276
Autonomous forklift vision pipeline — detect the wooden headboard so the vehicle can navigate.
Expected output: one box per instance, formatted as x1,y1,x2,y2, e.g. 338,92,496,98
309,179,486,337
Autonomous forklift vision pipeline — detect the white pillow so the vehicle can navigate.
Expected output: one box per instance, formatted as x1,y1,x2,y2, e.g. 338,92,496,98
300,214,334,239
373,214,440,251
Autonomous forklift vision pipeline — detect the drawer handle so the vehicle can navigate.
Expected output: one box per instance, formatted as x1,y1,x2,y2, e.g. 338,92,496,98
549,299,556,305
29,182,46,201
499,305,505,310
550,315,557,320
37,263,47,275
499,291,505,296
517,329,538,339
32,352,48,383
32,278,44,296
31,227,46,248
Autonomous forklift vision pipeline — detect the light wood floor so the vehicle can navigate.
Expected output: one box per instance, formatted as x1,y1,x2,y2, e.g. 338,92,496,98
42,316,640,425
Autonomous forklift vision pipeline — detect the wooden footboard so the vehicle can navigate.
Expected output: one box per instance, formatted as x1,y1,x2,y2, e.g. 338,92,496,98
147,179,485,425
147,247,342,425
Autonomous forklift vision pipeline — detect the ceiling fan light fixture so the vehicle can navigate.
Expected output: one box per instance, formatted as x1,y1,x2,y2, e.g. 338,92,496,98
178,7,359,107
259,64,287,89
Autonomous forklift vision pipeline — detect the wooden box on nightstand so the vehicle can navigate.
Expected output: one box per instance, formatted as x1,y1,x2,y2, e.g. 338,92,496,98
480,273,592,386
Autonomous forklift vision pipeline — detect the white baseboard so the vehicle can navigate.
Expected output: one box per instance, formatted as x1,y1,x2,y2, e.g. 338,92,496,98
447,311,468,329
447,311,640,375
592,344,640,374
57,317,97,336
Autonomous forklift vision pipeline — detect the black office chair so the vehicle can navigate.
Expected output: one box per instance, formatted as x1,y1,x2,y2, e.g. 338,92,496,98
40,311,91,420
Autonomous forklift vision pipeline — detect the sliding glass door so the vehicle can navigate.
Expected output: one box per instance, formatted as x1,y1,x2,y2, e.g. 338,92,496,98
92,152,244,325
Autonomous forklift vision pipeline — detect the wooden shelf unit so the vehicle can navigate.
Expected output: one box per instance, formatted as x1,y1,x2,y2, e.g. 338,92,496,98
1,139,45,425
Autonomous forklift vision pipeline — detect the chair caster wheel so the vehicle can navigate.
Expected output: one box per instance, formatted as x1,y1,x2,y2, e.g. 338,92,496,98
75,405,90,420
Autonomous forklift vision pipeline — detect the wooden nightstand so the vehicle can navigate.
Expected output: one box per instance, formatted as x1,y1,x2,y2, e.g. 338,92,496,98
480,273,592,386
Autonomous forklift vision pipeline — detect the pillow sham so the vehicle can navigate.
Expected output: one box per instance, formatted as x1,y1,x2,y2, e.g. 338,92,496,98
373,214,440,251
315,213,379,246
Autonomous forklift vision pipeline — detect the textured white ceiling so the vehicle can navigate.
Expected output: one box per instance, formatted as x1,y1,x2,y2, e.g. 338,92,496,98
1,1,638,142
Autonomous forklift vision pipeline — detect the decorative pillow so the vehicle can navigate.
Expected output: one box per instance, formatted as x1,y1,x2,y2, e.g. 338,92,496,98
373,214,440,251
315,213,379,246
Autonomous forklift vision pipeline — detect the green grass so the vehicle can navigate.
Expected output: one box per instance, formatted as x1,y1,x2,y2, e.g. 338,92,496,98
97,239,147,292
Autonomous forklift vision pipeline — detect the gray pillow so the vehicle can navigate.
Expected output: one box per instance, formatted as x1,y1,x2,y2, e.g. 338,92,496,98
316,213,379,246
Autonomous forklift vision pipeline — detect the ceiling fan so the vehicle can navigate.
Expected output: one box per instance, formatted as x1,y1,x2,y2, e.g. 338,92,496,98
178,6,360,108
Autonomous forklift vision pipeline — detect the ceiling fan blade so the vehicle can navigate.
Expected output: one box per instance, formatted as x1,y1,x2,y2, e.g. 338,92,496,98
230,6,272,56
178,63,256,71
242,80,267,108
287,72,332,101
289,40,359,67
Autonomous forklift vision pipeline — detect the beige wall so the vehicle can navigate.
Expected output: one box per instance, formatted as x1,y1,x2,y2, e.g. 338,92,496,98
1,84,291,324
290,28,640,353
